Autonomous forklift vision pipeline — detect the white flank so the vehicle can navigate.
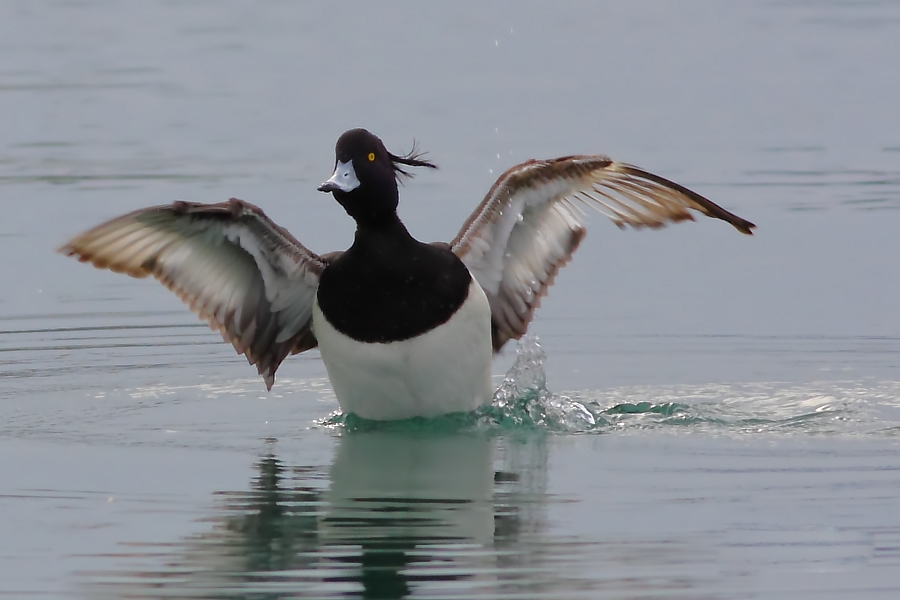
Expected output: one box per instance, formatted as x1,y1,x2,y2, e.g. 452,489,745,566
312,279,494,420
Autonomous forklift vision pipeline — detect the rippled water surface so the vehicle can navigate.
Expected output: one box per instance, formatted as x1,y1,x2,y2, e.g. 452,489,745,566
2,1,900,598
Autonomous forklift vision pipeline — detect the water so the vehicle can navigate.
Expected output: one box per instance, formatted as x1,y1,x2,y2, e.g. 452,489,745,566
2,1,900,597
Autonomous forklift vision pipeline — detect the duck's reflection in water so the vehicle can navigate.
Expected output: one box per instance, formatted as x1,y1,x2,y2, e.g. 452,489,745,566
320,432,496,597
87,432,549,599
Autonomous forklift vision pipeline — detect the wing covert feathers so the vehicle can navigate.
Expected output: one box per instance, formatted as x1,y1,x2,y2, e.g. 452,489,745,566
452,156,754,351
58,198,326,389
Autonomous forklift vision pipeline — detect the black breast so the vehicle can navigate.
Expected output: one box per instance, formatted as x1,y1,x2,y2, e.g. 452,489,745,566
316,238,473,343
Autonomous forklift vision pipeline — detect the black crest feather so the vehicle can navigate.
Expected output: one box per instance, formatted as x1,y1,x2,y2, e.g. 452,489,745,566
389,140,438,181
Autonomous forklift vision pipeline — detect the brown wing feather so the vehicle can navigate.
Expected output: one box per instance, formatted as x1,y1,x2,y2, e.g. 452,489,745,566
59,198,328,389
452,156,755,351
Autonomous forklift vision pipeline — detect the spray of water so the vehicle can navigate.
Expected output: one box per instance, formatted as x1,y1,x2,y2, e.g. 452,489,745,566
321,334,900,437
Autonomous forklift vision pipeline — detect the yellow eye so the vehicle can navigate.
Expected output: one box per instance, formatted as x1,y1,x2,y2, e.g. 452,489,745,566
367,152,376,162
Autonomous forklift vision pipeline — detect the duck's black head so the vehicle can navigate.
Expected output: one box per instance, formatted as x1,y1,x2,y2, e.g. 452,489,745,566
318,128,436,227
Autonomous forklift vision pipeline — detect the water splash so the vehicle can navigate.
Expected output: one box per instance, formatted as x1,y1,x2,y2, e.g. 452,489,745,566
320,335,900,438
479,335,603,431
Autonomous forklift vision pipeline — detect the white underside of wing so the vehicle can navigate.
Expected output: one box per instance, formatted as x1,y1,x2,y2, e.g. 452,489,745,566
461,173,578,298
452,155,753,349
453,170,590,345
154,229,261,332
59,201,326,388
491,199,585,333
312,279,494,421
222,223,318,343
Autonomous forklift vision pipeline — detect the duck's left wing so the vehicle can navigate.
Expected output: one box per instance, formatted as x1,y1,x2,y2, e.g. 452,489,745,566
59,198,330,389
451,156,755,351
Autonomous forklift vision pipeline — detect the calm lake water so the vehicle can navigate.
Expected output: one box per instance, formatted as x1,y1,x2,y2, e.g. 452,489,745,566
2,1,900,598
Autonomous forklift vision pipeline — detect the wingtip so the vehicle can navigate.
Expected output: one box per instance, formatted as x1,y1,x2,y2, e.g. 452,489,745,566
57,241,96,263
56,240,77,256
736,219,756,236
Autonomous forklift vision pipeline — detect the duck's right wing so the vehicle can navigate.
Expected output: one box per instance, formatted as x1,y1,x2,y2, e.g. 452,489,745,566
58,198,332,390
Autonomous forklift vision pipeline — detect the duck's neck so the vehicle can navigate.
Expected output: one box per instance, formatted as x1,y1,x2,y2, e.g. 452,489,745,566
351,212,417,257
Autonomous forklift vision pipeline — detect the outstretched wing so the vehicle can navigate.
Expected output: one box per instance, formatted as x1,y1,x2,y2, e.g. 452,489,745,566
59,198,331,389
451,156,755,351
